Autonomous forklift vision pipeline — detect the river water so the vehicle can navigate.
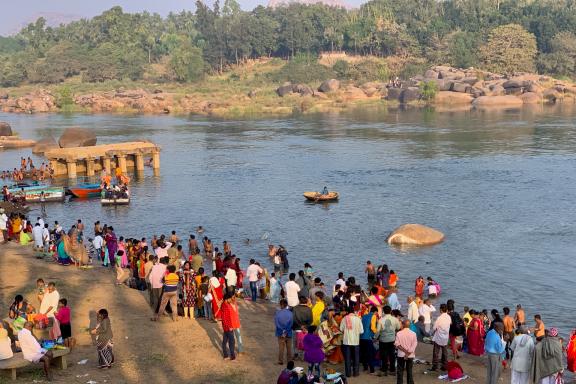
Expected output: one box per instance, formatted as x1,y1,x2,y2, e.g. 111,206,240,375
1,105,575,334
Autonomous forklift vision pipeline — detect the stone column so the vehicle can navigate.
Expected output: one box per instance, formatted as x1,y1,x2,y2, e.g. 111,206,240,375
103,157,111,174
135,153,144,172
117,154,127,174
66,159,77,179
49,160,59,174
86,158,95,177
152,150,160,170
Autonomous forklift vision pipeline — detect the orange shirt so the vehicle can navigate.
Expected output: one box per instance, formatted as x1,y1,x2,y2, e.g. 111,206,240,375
389,274,398,287
535,321,545,338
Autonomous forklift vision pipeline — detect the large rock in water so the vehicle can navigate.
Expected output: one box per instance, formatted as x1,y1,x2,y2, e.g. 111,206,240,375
472,95,523,109
318,79,340,93
32,137,59,154
434,91,473,105
0,122,12,136
58,127,97,148
387,224,445,246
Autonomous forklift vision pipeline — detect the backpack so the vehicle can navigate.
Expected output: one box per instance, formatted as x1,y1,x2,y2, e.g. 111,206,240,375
450,312,465,336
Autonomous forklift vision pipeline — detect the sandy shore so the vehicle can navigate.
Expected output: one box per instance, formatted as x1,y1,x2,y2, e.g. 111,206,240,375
0,242,507,384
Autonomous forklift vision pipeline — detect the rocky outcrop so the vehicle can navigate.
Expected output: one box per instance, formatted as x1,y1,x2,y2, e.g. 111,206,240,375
399,87,421,103
519,92,542,104
0,90,56,113
32,137,59,154
276,84,294,97
318,79,340,93
58,127,97,148
0,136,36,148
434,91,473,105
472,95,523,109
0,122,12,136
387,224,445,246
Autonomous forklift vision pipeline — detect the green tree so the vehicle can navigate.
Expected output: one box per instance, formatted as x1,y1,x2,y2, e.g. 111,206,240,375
480,24,537,74
537,31,576,77
168,43,205,82
447,31,480,68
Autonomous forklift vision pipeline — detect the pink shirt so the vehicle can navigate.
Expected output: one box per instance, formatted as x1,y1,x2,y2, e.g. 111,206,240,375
395,328,418,358
149,264,167,289
54,307,71,325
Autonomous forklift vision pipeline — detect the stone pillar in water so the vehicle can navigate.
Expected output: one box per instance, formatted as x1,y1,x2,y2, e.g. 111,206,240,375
86,158,95,177
66,159,77,179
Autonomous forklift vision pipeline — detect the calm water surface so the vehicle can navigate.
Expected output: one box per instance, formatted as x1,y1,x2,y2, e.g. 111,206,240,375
1,105,575,333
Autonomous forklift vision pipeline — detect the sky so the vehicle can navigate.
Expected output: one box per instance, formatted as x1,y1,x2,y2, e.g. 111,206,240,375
0,0,262,36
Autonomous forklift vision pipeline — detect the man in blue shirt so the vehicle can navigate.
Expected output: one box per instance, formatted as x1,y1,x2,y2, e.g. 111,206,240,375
360,306,377,374
275,299,294,365
484,322,505,384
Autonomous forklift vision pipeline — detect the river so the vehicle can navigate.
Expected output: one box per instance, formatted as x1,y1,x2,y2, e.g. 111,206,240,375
1,105,575,334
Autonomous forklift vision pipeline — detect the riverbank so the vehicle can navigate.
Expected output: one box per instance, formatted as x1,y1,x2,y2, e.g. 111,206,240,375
2,60,576,119
0,242,507,384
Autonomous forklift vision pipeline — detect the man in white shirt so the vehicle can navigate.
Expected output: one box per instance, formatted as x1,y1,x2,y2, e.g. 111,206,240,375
246,259,263,302
18,322,53,380
407,296,419,324
225,266,237,295
39,282,59,318
395,319,418,384
148,259,167,311
0,208,7,243
419,298,436,332
42,224,50,253
284,273,300,307
340,312,364,378
37,217,45,228
154,241,172,259
93,235,104,262
431,303,451,371
32,223,44,249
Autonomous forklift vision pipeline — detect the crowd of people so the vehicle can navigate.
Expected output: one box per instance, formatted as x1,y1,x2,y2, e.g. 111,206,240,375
1,157,54,182
1,212,576,384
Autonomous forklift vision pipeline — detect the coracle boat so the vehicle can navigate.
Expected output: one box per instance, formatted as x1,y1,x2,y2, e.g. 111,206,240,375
303,191,339,202
101,189,130,205
67,183,102,198
8,183,65,202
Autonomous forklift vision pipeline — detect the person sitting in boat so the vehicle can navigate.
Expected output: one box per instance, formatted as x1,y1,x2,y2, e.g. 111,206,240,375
321,186,329,196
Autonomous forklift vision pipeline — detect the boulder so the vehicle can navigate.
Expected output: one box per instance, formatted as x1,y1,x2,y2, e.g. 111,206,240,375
472,95,523,109
471,88,485,98
489,85,505,96
386,88,403,101
293,84,313,97
343,86,367,100
434,91,473,105
543,88,563,103
435,80,453,92
399,87,421,103
0,122,12,136
318,79,340,93
424,70,438,79
276,84,294,97
312,91,328,99
362,87,378,97
527,83,542,94
32,137,59,154
505,87,523,96
461,77,478,85
503,80,524,89
519,92,542,104
58,127,97,148
387,224,445,246
451,82,470,93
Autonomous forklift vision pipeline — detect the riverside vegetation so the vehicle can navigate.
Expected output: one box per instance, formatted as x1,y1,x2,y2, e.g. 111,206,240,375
3,1,576,117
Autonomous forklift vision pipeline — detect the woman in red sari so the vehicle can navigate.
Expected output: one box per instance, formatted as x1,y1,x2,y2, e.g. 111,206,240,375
209,271,224,321
467,310,485,356
415,276,425,298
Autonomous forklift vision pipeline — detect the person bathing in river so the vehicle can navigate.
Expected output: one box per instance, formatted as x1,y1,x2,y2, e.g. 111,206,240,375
321,186,329,195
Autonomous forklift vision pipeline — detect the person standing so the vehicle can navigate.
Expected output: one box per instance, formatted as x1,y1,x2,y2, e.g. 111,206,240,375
466,310,485,356
407,296,419,325
340,311,364,378
514,304,525,328
531,328,563,384
246,259,263,302
360,306,378,374
40,282,60,319
419,298,436,333
275,299,293,365
0,208,8,243
42,224,50,254
90,309,114,369
293,295,312,359
395,319,418,384
484,322,505,384
148,257,167,310
530,314,546,341
303,325,324,377
224,264,237,296
376,305,401,376
220,292,238,361
510,328,534,384
502,307,515,359
151,265,179,322
365,261,376,289
431,304,451,371
284,273,301,308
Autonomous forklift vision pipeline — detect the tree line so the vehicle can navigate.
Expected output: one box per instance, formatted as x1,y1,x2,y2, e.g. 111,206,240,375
1,0,576,87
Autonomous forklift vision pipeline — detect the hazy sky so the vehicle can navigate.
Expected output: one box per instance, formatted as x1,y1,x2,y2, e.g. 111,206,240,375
0,0,275,36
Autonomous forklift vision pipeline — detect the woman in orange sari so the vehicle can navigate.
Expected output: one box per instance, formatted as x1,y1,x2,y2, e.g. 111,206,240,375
388,270,398,288
415,276,425,298
209,271,224,321
467,310,485,356
320,309,345,364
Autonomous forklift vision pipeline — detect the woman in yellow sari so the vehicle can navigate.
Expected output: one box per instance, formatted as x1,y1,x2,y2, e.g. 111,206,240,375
312,292,325,326
11,215,22,241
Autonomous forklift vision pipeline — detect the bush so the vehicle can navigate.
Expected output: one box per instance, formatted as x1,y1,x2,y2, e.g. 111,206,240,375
270,54,335,84
420,81,438,101
55,86,74,108
333,60,350,79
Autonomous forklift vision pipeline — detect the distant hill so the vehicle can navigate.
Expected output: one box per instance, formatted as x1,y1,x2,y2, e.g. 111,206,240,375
6,12,83,36
268,0,349,9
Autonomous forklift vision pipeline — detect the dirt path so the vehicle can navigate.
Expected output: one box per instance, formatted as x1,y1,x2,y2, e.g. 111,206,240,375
0,243,506,384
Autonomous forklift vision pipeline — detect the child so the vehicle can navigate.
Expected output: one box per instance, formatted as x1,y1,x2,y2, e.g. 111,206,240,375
303,325,324,377
54,298,72,347
36,278,45,305
200,276,212,320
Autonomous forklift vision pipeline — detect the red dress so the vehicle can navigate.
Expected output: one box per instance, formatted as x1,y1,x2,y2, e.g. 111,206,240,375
467,317,485,356
210,277,225,320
